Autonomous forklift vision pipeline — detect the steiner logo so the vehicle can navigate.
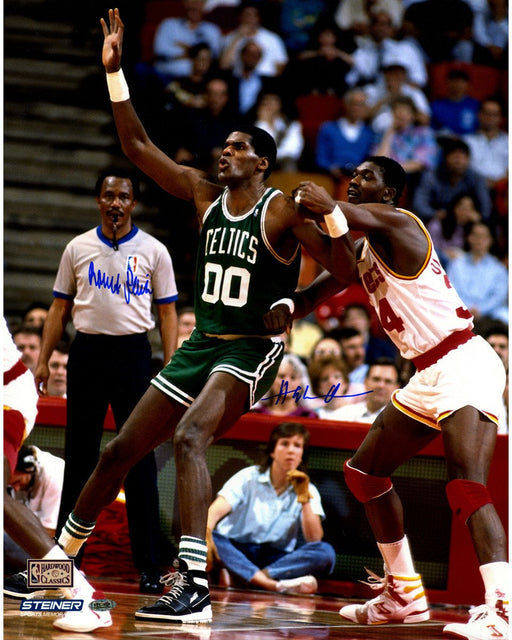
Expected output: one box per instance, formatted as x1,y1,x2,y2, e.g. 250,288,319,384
20,600,83,612
89,598,117,611
27,560,74,588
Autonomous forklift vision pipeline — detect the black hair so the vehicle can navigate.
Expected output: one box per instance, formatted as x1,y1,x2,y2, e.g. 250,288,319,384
232,124,277,178
15,445,37,473
23,301,49,316
259,422,310,472
441,192,478,241
366,356,401,382
366,155,406,205
12,323,42,338
95,167,141,199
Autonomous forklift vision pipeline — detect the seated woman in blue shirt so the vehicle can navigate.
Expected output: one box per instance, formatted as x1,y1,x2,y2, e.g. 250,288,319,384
206,422,335,593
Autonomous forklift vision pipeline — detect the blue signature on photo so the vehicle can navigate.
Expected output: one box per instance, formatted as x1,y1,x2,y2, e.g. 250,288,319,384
261,380,372,406
88,261,153,303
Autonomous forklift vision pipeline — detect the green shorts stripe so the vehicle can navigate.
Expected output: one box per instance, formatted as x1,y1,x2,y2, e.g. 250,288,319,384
151,329,284,410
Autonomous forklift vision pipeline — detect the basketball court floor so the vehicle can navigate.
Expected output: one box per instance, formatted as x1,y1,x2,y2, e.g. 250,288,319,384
3,577,473,640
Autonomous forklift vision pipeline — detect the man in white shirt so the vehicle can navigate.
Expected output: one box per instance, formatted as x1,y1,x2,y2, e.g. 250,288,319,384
327,358,401,423
464,99,508,189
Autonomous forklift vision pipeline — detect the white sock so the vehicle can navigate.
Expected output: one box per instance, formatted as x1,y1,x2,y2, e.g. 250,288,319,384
480,562,510,609
42,545,93,597
377,535,417,576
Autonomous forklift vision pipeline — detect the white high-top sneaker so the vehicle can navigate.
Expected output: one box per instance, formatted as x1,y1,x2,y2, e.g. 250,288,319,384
339,569,430,624
53,589,113,633
443,598,509,640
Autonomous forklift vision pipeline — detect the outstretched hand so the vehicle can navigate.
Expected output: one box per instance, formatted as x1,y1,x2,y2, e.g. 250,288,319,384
100,8,125,73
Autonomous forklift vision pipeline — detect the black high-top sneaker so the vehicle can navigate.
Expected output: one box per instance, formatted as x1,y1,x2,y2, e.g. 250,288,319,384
135,559,212,624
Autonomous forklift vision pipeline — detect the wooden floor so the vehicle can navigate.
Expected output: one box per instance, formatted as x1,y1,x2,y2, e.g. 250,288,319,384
3,577,472,640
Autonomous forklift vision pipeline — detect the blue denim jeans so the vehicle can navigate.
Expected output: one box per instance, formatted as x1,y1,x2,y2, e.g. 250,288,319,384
212,531,336,584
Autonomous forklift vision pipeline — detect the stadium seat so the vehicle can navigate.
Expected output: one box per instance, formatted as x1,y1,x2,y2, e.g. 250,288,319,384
428,62,501,101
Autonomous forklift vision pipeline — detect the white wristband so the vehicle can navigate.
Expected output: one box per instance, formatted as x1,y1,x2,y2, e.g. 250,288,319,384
324,204,349,237
270,298,295,314
106,69,130,102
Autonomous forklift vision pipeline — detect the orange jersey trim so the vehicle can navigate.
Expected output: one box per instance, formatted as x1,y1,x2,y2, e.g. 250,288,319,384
365,209,432,281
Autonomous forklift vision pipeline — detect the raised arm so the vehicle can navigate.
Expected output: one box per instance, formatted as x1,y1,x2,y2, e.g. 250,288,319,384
100,9,219,211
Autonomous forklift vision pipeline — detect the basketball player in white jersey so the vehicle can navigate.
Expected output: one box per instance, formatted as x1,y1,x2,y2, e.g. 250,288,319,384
269,156,508,640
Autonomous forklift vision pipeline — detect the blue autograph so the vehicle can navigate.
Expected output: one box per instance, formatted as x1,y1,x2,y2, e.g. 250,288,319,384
261,380,372,406
88,261,153,303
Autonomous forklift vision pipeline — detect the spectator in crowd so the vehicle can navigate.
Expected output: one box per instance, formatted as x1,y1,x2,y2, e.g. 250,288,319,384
12,324,42,376
322,357,401,423
447,222,508,324
35,168,179,595
403,0,481,63
251,353,317,419
481,321,509,368
279,0,332,55
463,98,508,190
46,342,69,398
430,68,481,137
337,327,369,385
444,3,497,66
231,40,273,117
480,321,509,434
163,42,215,114
286,21,356,98
252,90,304,172
363,62,431,135
472,0,508,68
310,335,343,362
172,76,238,176
176,305,196,349
4,444,65,573
346,11,428,89
340,303,397,363
334,0,404,37
427,193,481,266
206,422,336,593
307,355,353,419
22,301,49,329
413,137,492,223
372,95,437,198
315,89,375,184
152,0,223,86
220,3,288,78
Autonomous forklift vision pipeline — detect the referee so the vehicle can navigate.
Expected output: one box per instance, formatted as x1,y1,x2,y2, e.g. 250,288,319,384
35,167,178,593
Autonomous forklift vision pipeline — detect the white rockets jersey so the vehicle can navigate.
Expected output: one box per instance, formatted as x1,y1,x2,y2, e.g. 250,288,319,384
357,210,473,360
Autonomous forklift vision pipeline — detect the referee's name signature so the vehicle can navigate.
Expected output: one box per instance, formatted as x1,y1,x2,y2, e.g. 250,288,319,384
261,380,372,405
88,261,153,303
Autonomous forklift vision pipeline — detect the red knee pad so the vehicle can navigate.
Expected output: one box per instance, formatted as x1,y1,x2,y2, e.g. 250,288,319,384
343,459,393,503
445,479,493,524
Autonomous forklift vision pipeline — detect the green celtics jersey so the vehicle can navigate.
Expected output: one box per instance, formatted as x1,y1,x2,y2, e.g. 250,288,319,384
195,187,301,335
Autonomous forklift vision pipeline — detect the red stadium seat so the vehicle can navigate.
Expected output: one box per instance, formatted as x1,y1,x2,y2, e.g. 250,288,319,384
428,62,501,101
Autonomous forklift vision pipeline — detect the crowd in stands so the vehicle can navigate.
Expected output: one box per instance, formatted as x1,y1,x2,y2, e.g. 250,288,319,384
7,0,508,432
127,0,507,294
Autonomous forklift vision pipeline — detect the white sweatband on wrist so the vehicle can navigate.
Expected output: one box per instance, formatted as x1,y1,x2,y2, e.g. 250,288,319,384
270,298,295,314
106,69,130,102
324,204,349,237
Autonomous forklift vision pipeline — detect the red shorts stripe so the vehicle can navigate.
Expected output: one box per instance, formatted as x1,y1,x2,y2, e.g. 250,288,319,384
412,329,475,371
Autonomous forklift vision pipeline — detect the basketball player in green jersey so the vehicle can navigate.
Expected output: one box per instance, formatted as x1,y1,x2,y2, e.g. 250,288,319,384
53,8,356,630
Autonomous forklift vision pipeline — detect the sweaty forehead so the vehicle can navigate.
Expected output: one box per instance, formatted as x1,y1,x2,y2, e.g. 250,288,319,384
226,131,254,146
356,161,381,176
101,176,133,193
